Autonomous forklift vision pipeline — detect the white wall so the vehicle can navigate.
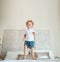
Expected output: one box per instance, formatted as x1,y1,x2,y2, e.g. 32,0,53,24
0,0,60,57
47,0,60,57
0,0,1,32
0,0,1,18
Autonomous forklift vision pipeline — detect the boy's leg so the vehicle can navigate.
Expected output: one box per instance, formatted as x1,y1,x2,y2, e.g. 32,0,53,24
23,45,27,59
31,48,36,59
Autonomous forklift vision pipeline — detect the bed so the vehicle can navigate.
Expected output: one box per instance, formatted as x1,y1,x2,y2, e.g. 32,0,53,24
0,30,54,60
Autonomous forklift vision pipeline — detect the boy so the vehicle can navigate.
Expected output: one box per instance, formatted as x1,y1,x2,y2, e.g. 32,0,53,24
23,20,36,59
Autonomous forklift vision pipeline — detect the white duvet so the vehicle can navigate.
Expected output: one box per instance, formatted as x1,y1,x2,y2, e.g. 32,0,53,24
4,50,28,60
0,60,59,62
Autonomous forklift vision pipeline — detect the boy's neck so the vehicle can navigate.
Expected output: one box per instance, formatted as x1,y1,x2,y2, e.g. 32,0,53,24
27,27,32,29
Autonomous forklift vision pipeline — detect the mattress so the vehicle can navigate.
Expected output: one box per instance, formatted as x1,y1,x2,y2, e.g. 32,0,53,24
0,59,60,62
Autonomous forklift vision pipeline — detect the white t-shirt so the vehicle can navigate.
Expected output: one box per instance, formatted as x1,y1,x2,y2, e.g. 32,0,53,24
24,28,35,41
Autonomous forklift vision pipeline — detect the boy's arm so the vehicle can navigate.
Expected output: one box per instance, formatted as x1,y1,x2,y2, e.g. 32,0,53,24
33,32,35,41
24,34,26,41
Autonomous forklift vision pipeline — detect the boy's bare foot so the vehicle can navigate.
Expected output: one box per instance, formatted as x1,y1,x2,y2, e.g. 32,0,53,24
32,57,37,60
23,57,26,60
23,56,26,60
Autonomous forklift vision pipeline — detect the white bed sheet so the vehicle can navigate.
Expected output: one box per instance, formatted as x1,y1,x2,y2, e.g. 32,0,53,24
0,60,60,62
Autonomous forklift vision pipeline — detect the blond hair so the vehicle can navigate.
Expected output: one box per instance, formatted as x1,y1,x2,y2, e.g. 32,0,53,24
26,20,34,26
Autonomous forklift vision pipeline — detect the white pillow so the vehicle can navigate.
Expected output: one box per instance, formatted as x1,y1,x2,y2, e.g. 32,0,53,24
5,50,28,60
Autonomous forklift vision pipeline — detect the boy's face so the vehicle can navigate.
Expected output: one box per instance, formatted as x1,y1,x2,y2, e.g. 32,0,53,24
27,22,33,29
